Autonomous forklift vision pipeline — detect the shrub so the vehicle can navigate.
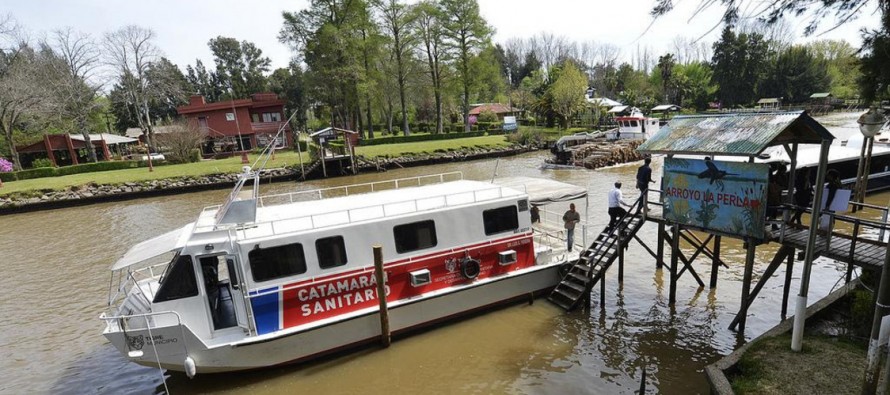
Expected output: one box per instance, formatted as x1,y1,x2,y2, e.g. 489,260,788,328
478,109,498,123
0,158,13,173
16,167,57,180
507,128,546,146
31,158,55,169
153,121,206,163
357,131,487,146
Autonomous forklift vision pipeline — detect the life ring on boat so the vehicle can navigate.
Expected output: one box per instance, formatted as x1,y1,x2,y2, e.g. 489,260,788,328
461,257,481,279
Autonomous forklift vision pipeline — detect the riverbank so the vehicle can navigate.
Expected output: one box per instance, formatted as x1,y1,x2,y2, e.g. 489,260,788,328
0,142,542,214
706,280,868,394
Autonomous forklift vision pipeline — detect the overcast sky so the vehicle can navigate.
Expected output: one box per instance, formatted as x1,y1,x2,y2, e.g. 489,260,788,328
6,0,883,72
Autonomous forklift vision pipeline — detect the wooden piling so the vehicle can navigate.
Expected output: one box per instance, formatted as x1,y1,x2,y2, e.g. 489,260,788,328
600,270,606,308
657,223,665,269
669,224,680,305
781,248,795,319
710,236,721,288
618,232,625,283
372,245,390,347
738,239,756,334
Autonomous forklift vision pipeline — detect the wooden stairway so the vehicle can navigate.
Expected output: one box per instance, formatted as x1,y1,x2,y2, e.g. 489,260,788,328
548,197,646,311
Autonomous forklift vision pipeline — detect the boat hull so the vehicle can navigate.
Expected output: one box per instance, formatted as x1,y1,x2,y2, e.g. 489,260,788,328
105,263,562,373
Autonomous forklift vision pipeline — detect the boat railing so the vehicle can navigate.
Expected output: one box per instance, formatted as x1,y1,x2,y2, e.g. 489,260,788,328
231,183,524,240
108,261,167,308
255,171,464,208
99,310,191,361
534,207,589,251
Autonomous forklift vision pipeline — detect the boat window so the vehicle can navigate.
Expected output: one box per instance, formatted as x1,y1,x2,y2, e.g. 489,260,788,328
394,220,438,253
248,243,307,282
630,120,639,127
153,254,198,303
316,236,348,269
483,206,519,235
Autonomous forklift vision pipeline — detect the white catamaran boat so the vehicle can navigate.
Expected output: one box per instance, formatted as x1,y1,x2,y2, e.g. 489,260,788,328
100,165,589,375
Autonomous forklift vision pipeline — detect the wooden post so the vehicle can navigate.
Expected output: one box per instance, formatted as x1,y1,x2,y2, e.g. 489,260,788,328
618,232,625,283
738,238,756,334
319,144,328,178
657,222,665,269
781,248,795,320
710,236,721,288
792,139,832,352
600,271,606,308
669,224,680,305
372,245,390,347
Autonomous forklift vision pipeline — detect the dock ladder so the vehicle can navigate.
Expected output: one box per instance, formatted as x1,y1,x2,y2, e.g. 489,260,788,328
548,195,646,311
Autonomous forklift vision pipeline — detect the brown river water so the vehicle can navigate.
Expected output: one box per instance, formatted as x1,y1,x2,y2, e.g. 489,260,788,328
0,137,884,394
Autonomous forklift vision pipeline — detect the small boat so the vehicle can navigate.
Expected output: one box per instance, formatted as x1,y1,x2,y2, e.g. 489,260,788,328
604,108,660,141
99,161,590,375
549,108,662,165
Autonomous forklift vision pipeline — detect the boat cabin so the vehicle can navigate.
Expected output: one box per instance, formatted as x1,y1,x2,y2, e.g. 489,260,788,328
606,116,660,140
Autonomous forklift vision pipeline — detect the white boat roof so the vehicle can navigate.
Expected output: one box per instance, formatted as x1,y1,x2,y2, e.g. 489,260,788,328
243,180,525,235
492,176,587,205
111,223,194,270
676,143,890,167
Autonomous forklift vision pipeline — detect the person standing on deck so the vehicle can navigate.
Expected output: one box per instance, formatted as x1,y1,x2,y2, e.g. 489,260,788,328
608,181,631,230
563,203,581,252
636,157,654,194
791,167,813,225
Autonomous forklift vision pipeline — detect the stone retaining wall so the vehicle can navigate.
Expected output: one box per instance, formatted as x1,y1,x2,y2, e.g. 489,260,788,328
0,144,542,214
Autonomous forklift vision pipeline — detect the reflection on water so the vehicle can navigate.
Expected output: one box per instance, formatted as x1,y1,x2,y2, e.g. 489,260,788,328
0,149,880,394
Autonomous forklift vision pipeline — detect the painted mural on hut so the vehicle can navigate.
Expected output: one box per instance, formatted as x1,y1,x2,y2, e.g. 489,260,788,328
662,158,769,239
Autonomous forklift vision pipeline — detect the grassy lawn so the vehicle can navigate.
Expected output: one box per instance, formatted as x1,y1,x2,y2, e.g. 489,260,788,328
0,135,513,196
0,151,311,196
355,135,510,157
729,334,865,394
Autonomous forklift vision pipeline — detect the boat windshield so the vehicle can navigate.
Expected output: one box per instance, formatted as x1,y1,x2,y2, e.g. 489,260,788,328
157,252,182,285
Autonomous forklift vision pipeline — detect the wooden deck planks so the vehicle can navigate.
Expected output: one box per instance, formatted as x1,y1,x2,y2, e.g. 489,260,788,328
777,227,885,269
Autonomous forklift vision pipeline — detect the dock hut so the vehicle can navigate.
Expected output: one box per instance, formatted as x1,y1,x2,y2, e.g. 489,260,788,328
636,111,836,344
308,127,359,177
756,97,782,110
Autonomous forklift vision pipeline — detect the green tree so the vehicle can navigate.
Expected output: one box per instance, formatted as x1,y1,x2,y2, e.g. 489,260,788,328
548,61,587,129
809,40,860,99
208,36,271,98
758,45,830,103
657,53,675,102
711,27,770,107
439,0,492,131
281,0,373,130
374,0,416,136
673,62,716,110
268,62,309,131
185,59,225,102
414,0,448,134
0,42,53,170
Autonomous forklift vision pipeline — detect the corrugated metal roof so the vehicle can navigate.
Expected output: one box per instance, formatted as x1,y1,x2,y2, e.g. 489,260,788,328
637,111,834,156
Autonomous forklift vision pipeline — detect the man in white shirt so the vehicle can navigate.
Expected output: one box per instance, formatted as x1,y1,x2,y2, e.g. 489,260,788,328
608,181,631,230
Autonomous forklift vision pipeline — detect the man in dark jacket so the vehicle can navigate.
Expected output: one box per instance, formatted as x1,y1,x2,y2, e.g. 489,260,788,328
636,157,654,194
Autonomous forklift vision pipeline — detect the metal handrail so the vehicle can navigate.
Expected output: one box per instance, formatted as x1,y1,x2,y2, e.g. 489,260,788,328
231,184,521,240
256,171,464,207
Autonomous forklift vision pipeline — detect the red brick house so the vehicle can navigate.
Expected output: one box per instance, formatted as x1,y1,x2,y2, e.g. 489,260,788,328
177,93,292,154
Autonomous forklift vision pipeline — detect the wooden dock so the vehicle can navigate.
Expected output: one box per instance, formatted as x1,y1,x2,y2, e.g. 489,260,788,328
552,196,890,335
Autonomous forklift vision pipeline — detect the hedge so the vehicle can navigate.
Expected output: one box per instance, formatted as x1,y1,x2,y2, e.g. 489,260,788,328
0,160,149,182
358,131,487,146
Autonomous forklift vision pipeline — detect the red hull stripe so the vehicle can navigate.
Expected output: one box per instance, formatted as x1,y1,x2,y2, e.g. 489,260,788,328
249,233,535,334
